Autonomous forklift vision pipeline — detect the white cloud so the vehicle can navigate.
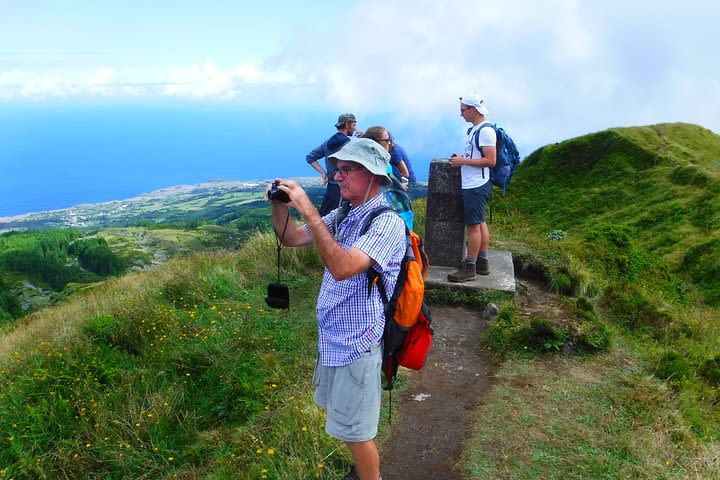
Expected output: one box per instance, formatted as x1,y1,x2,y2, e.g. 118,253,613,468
1,0,717,153
280,0,720,150
0,60,305,100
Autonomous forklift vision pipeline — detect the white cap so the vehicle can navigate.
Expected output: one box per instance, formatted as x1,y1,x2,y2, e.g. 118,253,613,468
460,92,490,115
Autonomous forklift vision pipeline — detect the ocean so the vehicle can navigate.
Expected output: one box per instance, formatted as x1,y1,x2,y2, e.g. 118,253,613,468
1,103,455,219
0,104,335,217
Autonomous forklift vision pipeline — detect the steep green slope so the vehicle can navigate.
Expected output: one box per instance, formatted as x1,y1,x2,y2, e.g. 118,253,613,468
504,122,720,305
469,124,720,478
483,123,719,449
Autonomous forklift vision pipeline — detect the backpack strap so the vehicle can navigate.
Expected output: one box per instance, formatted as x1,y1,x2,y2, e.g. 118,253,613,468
360,205,396,235
361,206,402,304
474,122,497,154
470,123,496,180
329,199,352,236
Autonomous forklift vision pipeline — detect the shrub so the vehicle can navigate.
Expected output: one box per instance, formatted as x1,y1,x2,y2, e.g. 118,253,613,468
654,351,692,381
682,237,720,307
0,277,22,322
577,320,612,352
412,197,427,238
526,317,569,352
582,223,648,281
482,315,572,356
601,284,672,331
548,270,573,295
699,356,720,386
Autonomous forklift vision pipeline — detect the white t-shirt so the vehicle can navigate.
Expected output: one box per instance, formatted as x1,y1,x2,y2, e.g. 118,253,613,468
461,123,496,189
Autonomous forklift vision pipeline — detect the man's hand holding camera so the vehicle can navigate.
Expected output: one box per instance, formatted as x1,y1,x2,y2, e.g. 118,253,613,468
267,179,315,218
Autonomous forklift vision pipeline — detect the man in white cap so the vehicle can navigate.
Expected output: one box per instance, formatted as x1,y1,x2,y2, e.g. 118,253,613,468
447,93,496,282
306,113,360,216
270,138,405,480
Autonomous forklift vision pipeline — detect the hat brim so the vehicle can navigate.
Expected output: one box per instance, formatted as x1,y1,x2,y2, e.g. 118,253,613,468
461,100,490,116
328,154,391,184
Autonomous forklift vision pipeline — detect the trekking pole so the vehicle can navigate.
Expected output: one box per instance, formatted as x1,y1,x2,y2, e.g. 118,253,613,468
388,389,392,425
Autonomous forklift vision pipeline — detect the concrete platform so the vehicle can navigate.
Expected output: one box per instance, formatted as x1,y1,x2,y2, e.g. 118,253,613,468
426,250,516,293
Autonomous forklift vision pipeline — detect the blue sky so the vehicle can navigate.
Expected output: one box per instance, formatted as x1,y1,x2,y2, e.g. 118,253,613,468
1,0,719,173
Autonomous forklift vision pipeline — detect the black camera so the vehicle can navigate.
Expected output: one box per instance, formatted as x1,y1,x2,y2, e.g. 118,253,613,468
265,282,289,309
268,181,290,203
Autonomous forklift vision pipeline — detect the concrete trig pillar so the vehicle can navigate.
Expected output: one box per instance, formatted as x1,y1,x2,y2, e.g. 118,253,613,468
424,158,465,267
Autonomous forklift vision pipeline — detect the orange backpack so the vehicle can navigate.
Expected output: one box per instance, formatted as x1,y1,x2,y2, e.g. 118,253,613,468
363,207,434,392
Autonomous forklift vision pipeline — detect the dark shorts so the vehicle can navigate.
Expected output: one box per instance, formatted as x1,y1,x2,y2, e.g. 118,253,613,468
462,182,492,225
319,183,341,216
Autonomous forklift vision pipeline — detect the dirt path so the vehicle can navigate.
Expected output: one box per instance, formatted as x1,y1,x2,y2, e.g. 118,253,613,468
380,304,497,480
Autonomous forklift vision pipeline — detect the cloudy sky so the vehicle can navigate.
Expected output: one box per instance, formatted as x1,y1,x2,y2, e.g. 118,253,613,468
1,0,718,157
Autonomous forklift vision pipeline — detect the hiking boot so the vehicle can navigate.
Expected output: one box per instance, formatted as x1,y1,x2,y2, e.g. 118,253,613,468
476,256,490,275
447,262,477,283
343,465,360,480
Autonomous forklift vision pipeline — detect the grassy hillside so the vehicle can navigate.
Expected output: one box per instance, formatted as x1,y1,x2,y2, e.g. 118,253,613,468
469,123,719,477
0,235,359,478
505,122,719,305
494,121,719,389
0,123,717,478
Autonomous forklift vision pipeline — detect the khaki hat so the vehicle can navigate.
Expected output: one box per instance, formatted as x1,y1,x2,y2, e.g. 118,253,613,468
334,113,357,128
329,138,391,184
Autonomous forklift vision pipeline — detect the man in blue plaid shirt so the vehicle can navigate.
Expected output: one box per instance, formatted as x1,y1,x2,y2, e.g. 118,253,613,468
270,138,405,480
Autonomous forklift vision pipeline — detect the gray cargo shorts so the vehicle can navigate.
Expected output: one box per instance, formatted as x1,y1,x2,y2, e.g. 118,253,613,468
313,341,383,442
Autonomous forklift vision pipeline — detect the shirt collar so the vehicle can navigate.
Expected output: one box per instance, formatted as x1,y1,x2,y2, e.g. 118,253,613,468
347,192,384,220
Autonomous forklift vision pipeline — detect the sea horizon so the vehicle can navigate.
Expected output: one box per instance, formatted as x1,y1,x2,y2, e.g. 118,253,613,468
1,102,454,218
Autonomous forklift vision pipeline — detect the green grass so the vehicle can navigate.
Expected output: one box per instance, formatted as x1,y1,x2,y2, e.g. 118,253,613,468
0,234,360,479
1,122,719,478
466,122,720,478
463,353,719,479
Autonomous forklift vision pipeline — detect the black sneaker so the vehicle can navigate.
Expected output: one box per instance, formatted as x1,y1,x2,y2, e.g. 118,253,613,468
447,261,477,282
343,465,360,480
476,256,490,275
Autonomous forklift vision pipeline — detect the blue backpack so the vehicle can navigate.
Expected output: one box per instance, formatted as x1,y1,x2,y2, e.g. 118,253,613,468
471,123,521,196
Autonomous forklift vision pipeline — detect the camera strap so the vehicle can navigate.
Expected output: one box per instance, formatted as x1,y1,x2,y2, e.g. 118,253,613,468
274,211,290,283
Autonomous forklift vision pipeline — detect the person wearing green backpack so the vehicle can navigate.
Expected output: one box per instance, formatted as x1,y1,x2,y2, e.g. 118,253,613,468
361,126,415,230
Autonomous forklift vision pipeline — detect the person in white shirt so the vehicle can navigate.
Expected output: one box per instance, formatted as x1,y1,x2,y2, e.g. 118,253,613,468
447,93,496,282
